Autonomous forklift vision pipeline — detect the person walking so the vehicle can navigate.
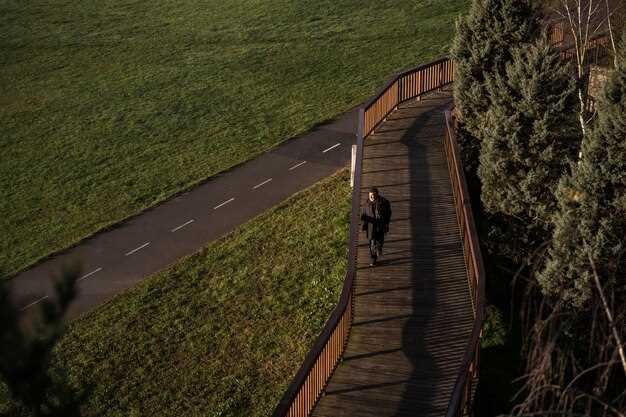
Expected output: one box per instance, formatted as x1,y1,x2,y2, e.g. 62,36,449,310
360,187,392,266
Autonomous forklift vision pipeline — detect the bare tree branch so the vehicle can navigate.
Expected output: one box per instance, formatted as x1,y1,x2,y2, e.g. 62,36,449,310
559,359,621,398
584,240,626,374
605,0,619,66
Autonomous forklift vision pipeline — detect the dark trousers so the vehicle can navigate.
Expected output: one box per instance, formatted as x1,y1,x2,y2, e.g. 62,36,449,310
369,233,385,261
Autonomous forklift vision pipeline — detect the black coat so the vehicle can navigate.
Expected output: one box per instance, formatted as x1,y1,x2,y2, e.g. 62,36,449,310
360,196,392,239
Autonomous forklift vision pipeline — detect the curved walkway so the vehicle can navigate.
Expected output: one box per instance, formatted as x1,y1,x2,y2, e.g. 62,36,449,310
8,110,356,320
312,90,474,417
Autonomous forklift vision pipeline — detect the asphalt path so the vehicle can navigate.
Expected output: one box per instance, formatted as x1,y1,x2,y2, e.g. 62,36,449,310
8,109,357,320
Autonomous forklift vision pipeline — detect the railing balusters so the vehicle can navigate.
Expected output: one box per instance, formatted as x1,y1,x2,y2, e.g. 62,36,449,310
363,57,455,136
443,108,486,417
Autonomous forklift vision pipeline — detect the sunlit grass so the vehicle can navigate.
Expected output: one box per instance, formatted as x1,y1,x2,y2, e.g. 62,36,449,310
0,0,469,277
1,170,351,416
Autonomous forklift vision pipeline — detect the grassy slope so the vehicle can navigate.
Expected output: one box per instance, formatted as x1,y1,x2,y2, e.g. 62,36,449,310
1,171,351,417
0,0,468,277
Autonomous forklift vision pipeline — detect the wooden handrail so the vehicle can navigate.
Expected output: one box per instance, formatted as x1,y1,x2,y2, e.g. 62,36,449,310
362,56,454,137
270,110,363,417
362,56,452,110
558,31,612,66
548,20,566,46
442,108,486,417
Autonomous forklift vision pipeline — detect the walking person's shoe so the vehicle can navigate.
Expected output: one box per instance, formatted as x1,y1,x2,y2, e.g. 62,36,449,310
369,258,377,267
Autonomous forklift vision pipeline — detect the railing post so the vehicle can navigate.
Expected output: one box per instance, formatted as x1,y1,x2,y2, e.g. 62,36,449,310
350,144,357,188
438,62,443,91
417,71,421,101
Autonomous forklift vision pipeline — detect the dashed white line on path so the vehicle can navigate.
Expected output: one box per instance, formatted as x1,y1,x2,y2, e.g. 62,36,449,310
20,295,49,311
252,178,272,189
171,219,195,232
78,267,103,282
322,143,341,153
213,198,235,210
125,242,151,256
289,161,307,171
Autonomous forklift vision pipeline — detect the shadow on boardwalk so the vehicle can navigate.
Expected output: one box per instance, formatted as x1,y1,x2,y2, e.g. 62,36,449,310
312,90,473,417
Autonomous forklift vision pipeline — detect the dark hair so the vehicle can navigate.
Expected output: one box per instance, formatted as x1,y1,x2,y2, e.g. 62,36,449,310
369,187,379,195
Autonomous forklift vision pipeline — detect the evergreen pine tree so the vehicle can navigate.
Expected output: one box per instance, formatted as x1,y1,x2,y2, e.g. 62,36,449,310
539,41,626,308
451,0,538,170
478,40,580,226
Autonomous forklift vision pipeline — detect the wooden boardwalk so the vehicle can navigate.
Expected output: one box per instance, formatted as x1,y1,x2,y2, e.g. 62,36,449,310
311,90,474,417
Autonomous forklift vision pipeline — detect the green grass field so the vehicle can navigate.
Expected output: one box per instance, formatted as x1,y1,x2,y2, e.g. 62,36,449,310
1,0,468,277
1,170,351,417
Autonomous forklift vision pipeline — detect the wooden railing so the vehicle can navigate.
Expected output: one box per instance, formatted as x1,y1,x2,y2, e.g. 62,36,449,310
548,18,612,65
559,32,611,66
548,20,565,46
363,57,454,136
558,32,611,118
270,125,361,417
271,56,455,417
443,109,486,417
584,95,597,115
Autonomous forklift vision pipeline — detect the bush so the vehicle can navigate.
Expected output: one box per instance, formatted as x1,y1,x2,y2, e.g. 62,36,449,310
481,305,507,349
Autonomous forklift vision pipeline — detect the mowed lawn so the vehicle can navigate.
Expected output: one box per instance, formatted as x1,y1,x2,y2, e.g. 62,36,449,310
0,0,468,277
1,171,351,417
